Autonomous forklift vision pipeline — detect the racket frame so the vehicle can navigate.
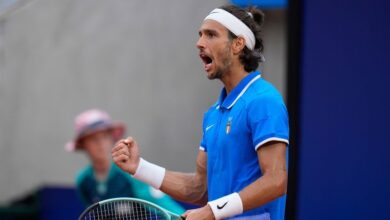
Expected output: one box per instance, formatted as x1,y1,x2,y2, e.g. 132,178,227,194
78,197,183,220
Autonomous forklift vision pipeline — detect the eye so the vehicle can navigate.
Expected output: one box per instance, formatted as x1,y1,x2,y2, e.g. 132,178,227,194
199,30,218,39
206,32,215,38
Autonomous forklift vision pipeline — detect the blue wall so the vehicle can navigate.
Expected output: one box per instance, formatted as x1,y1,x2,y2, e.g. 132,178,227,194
38,187,84,220
231,0,287,8
297,0,390,219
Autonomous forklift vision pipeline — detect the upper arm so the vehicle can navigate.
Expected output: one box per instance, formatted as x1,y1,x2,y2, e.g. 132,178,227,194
195,150,207,185
238,141,288,211
193,150,208,204
75,179,91,206
75,170,91,206
257,141,287,174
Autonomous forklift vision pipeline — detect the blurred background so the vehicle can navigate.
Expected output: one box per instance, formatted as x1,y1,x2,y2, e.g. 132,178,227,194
0,0,288,219
1,0,389,219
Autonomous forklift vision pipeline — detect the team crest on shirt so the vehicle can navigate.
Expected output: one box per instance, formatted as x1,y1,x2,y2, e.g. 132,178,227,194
226,117,232,134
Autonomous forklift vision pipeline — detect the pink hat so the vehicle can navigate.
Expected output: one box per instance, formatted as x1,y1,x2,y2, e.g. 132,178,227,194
65,109,125,152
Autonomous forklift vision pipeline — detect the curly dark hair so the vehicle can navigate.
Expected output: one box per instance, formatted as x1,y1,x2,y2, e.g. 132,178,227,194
220,5,265,72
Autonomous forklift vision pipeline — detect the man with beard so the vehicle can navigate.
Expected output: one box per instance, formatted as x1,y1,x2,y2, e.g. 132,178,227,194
112,5,289,220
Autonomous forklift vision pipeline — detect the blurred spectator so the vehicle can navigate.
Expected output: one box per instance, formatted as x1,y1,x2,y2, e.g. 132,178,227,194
65,109,184,214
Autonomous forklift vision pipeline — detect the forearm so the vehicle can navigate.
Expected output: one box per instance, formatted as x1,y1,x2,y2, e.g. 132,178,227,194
130,151,208,205
239,169,287,211
160,170,208,205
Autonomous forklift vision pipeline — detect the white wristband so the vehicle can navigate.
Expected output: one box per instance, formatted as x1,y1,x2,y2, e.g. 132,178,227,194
208,192,243,220
133,158,166,189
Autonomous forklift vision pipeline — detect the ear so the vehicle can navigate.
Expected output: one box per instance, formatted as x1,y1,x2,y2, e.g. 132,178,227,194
231,36,246,55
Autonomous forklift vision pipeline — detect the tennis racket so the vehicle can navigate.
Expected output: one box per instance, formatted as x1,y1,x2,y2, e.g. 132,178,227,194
78,197,184,220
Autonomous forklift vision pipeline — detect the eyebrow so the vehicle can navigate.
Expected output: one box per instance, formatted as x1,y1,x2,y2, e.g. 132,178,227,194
199,28,219,36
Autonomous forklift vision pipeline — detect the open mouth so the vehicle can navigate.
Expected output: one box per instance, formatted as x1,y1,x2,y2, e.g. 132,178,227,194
199,53,213,72
200,54,212,64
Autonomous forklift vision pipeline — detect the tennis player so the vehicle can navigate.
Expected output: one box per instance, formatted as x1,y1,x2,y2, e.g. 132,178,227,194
112,5,289,220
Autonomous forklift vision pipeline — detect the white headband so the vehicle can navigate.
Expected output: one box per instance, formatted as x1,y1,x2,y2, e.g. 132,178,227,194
204,8,255,50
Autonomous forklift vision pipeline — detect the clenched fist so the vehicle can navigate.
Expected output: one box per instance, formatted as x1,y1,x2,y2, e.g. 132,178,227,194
111,137,140,174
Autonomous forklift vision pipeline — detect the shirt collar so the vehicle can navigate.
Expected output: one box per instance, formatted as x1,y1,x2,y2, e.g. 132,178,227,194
217,71,261,110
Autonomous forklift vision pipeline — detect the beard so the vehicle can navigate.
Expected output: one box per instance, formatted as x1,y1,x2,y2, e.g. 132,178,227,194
208,43,232,80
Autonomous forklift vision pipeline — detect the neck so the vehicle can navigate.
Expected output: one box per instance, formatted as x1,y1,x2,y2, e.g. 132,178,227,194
92,159,110,180
220,62,249,94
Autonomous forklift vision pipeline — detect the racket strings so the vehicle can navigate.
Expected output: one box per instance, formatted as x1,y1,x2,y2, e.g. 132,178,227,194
81,200,168,220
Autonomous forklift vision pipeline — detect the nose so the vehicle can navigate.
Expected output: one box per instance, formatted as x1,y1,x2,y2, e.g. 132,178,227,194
196,35,205,50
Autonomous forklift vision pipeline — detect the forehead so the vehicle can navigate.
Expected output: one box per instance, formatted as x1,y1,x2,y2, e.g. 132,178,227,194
199,19,229,34
83,129,112,140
